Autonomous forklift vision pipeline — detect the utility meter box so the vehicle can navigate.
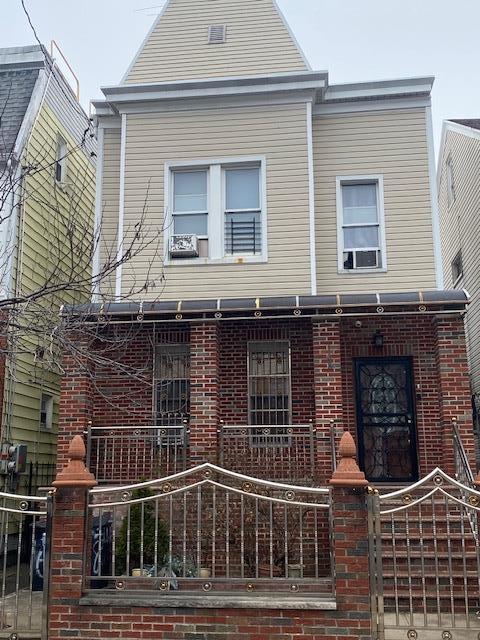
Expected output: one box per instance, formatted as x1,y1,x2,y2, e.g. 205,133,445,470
1,444,28,474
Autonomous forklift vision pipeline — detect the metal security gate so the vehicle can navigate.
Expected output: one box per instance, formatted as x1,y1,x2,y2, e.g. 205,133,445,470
0,490,52,639
368,468,480,640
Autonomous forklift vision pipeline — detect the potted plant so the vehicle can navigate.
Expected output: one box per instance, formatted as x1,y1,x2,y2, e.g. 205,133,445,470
115,486,168,577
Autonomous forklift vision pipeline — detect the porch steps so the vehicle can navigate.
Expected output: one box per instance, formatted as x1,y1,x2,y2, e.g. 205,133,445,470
377,487,479,614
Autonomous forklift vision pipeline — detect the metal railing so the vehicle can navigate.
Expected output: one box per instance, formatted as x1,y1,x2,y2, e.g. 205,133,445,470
219,424,316,483
87,425,189,485
0,490,52,638
85,463,332,596
369,468,480,639
452,419,475,486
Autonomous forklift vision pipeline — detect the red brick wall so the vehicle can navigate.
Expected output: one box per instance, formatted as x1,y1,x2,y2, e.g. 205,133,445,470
48,477,371,640
339,313,474,477
189,322,220,463
57,313,474,481
219,319,315,426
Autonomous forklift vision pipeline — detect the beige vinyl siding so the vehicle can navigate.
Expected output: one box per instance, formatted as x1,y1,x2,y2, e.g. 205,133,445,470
99,127,121,298
3,103,95,464
124,0,307,84
438,128,480,395
113,102,311,299
313,108,436,292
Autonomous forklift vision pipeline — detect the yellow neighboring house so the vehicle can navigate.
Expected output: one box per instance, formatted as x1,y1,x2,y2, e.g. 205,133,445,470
0,45,96,491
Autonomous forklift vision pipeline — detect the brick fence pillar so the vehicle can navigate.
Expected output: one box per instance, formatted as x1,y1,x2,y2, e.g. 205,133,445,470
312,319,343,484
189,321,220,464
330,431,371,635
434,315,475,474
57,338,94,470
48,435,96,640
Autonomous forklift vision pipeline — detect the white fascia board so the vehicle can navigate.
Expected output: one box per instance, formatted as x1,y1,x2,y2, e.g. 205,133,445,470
272,0,312,71
102,78,327,103
120,0,171,84
12,68,48,159
314,96,431,116
102,71,328,103
436,120,480,189
324,76,434,102
442,120,480,141
114,90,317,115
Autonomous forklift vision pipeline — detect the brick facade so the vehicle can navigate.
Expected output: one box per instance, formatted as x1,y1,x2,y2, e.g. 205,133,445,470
57,312,475,481
48,440,371,640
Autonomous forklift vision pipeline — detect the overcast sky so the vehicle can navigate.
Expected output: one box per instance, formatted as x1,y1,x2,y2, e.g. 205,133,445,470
3,0,479,155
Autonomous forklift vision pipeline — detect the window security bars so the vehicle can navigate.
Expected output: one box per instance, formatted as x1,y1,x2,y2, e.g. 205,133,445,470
154,345,190,426
0,490,52,637
219,424,316,484
248,341,291,427
224,216,261,254
87,425,189,485
86,463,332,596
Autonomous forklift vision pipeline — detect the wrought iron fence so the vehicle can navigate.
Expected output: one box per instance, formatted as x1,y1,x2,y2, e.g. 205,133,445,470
87,425,189,484
369,468,480,639
85,463,332,597
219,424,316,483
0,490,52,638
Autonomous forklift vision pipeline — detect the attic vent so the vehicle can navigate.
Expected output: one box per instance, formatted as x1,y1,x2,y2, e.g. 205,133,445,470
208,24,226,44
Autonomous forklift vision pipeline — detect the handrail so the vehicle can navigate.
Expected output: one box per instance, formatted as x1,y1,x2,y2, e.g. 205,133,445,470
452,419,475,485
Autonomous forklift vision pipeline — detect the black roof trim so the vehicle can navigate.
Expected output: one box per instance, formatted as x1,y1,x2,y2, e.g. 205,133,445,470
66,290,469,319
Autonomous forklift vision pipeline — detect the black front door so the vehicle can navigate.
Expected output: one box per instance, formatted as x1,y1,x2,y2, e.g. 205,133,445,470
355,357,418,482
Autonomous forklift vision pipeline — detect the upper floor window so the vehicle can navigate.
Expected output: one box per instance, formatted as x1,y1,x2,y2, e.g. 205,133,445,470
167,158,266,263
446,157,456,207
337,176,386,273
40,394,53,430
451,250,463,286
225,167,261,255
55,135,67,183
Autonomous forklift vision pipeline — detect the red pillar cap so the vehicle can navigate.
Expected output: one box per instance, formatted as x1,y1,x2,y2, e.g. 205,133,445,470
330,431,368,487
53,435,97,488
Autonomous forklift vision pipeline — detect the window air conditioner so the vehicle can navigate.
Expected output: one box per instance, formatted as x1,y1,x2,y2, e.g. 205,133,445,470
169,234,199,258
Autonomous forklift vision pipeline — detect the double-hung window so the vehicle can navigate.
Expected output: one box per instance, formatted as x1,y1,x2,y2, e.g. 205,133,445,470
55,135,67,183
172,170,209,256
337,176,385,272
167,158,265,262
224,167,261,255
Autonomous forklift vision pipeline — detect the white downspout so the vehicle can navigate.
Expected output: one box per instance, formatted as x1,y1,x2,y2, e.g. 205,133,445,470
306,101,317,296
115,113,127,301
92,125,104,302
426,104,444,290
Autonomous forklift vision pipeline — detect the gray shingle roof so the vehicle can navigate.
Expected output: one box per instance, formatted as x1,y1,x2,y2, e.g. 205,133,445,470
0,66,39,161
450,119,480,131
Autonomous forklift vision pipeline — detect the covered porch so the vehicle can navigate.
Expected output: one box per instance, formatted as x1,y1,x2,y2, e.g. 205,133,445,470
59,290,475,486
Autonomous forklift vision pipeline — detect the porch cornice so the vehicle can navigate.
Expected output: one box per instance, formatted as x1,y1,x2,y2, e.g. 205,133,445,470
62,290,469,324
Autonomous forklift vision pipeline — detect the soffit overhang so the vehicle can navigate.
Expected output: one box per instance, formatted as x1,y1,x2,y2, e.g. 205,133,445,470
93,72,434,119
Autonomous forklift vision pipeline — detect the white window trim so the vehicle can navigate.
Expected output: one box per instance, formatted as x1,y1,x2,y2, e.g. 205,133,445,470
40,394,54,430
55,134,68,185
336,175,387,274
164,156,267,266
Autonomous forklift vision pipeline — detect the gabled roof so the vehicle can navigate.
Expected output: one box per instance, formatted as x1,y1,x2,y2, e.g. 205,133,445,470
0,46,46,164
122,0,310,85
